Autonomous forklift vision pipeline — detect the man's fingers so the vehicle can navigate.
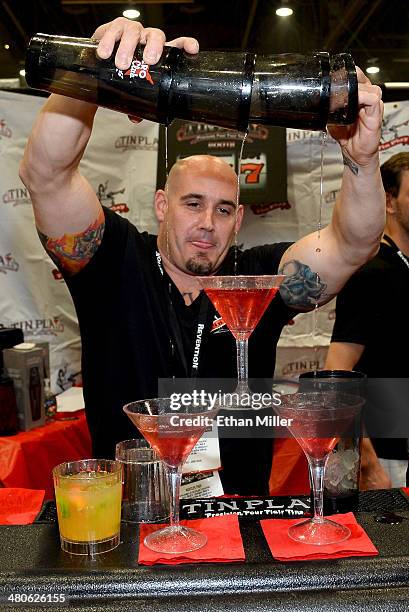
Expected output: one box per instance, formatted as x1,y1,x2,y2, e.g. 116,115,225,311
115,23,145,69
93,18,144,67
358,86,383,110
167,36,199,54
140,28,167,64
355,66,371,85
92,18,198,70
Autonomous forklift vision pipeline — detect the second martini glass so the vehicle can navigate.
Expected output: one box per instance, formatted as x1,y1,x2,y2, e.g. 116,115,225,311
275,391,363,545
196,275,285,407
123,397,218,554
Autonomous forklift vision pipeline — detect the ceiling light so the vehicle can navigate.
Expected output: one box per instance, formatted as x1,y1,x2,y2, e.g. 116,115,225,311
276,7,293,17
384,82,409,89
123,9,140,20
366,66,380,75
4,44,10,50
19,69,25,77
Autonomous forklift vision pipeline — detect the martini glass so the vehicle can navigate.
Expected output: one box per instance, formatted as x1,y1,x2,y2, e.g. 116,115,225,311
123,397,218,554
275,392,363,545
196,275,285,407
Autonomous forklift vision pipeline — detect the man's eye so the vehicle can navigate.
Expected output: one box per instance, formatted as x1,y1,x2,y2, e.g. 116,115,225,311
218,207,232,215
186,201,200,208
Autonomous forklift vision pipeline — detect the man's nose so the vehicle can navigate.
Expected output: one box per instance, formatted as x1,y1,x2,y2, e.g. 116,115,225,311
199,208,215,231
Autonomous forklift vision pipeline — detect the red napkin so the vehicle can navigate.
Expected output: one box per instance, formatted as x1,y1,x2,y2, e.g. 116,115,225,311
402,488,409,497
138,514,245,565
260,512,378,561
0,488,45,525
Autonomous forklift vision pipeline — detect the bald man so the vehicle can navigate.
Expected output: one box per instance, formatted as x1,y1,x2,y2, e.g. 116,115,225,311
20,18,385,494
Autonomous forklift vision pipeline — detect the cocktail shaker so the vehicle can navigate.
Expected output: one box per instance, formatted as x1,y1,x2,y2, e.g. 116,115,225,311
25,33,358,131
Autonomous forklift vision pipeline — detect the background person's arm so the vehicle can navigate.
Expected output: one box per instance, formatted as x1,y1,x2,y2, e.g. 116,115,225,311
19,17,198,275
278,68,385,311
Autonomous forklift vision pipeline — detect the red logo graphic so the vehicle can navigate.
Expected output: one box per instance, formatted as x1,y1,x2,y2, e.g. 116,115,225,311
96,180,128,214
211,316,226,333
110,203,129,213
52,269,63,281
0,119,12,139
0,252,19,273
379,135,409,151
250,201,291,215
123,60,154,85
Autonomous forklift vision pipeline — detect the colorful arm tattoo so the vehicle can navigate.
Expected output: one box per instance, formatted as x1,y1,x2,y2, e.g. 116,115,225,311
279,259,332,310
37,208,105,275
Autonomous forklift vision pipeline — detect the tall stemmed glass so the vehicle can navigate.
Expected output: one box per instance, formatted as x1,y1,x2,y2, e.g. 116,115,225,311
123,398,218,553
196,275,285,405
275,392,363,545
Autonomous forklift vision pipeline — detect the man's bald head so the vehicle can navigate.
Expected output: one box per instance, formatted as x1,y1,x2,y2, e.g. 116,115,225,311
165,155,238,198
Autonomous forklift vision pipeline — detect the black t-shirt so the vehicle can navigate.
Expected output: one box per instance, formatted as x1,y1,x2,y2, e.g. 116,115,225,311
65,207,294,494
331,242,409,459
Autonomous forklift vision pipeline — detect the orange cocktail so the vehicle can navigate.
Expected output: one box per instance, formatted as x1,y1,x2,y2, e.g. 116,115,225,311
53,459,122,555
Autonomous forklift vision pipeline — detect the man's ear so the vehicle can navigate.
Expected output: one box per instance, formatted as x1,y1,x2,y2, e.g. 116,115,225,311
155,189,168,222
234,204,244,233
385,192,396,216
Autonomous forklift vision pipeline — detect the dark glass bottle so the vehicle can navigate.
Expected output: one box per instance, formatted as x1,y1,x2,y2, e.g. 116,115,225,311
25,34,358,132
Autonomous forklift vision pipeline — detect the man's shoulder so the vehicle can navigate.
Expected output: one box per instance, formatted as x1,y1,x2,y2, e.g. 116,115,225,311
103,205,157,248
353,244,398,279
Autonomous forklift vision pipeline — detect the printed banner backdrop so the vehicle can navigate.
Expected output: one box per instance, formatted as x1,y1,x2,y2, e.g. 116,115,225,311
0,90,408,391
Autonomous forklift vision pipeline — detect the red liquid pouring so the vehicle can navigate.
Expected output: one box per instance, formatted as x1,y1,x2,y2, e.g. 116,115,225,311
205,287,279,340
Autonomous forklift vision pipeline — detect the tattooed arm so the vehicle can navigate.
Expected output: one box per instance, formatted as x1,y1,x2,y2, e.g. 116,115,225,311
278,68,385,311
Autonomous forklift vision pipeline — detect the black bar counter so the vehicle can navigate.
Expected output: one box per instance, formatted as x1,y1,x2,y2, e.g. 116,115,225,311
1,490,409,611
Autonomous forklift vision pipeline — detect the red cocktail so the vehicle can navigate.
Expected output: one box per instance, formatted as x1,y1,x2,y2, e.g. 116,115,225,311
196,275,285,406
204,287,279,340
298,436,339,460
133,413,213,468
123,398,218,554
275,392,363,545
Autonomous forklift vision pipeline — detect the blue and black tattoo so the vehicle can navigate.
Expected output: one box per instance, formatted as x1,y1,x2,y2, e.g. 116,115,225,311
279,260,330,310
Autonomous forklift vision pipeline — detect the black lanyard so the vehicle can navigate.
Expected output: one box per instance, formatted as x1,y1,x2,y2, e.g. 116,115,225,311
155,250,211,380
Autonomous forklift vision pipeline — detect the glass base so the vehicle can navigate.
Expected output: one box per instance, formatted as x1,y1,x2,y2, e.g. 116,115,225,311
144,524,207,554
288,517,351,546
121,500,169,524
60,532,120,555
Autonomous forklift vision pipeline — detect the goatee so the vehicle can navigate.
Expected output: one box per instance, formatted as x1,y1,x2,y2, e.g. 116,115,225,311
186,258,213,275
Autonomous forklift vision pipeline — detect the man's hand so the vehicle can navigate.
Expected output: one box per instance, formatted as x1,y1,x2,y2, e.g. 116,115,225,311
359,438,392,490
328,67,383,169
93,17,199,70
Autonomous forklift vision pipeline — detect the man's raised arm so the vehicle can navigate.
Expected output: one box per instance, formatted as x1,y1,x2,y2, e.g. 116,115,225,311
19,17,198,276
278,68,385,311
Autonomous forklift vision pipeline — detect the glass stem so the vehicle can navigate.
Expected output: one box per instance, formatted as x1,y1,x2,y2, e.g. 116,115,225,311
165,464,182,528
236,337,248,391
307,456,327,522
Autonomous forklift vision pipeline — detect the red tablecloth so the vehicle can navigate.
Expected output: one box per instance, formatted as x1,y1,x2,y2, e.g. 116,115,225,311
0,411,92,500
269,438,310,496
